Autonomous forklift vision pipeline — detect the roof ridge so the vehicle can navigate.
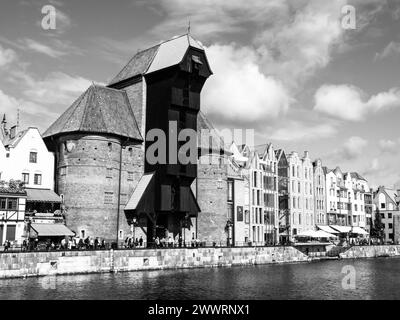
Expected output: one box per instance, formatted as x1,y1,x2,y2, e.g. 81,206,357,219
122,90,143,141
143,43,161,74
58,89,88,135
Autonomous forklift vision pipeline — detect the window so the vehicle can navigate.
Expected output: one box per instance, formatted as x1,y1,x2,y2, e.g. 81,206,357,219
120,193,127,205
389,223,393,229
106,168,113,178
292,166,295,177
293,197,296,209
7,198,17,210
298,182,301,193
245,210,249,224
127,172,134,181
60,167,66,176
0,198,6,209
253,171,257,188
104,192,113,204
227,180,233,202
22,173,29,184
381,203,386,209
388,213,392,219
354,204,358,211
34,174,42,185
29,152,37,163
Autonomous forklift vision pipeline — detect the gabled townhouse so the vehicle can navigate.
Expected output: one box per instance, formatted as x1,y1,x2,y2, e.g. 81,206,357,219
275,149,290,243
373,186,400,243
287,151,314,238
313,159,327,226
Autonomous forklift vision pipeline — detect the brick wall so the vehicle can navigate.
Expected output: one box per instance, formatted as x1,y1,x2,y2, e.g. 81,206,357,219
196,155,228,243
56,134,144,241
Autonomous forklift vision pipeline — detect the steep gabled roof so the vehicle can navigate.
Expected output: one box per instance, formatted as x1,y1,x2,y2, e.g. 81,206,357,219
350,172,367,182
109,34,210,86
43,85,143,142
2,129,28,148
383,188,399,206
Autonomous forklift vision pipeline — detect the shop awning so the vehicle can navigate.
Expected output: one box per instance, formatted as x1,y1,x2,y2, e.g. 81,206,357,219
351,227,369,235
125,172,155,212
25,188,62,203
330,225,352,233
313,230,338,238
30,223,75,237
317,225,340,234
295,230,318,238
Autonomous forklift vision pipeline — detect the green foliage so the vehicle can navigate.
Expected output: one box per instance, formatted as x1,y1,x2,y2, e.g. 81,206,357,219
0,179,25,193
370,208,385,241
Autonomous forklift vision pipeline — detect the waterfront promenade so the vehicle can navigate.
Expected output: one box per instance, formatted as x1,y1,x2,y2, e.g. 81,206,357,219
0,244,399,279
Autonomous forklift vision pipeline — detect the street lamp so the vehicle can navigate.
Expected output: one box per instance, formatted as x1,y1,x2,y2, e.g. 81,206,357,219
131,216,138,247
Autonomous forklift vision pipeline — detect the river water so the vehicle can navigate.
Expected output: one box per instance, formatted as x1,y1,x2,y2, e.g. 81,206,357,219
1,257,400,300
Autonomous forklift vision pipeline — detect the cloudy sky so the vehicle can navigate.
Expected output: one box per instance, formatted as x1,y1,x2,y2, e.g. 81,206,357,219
1,0,400,188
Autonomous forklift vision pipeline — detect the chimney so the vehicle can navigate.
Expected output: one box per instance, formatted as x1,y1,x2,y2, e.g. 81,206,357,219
1,114,6,133
9,125,16,139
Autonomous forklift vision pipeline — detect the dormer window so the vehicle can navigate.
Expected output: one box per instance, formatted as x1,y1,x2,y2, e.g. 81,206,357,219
192,55,202,65
29,152,37,163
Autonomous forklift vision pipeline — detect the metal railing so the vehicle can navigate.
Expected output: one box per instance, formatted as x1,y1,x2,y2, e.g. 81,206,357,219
0,241,296,254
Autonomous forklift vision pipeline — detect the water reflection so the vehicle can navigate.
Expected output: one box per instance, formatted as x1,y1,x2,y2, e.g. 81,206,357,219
1,258,400,300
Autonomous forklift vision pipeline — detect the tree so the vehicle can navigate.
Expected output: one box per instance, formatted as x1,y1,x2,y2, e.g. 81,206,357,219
371,208,385,243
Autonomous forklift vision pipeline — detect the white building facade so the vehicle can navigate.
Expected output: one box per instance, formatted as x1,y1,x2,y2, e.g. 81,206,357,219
287,151,314,238
0,125,55,190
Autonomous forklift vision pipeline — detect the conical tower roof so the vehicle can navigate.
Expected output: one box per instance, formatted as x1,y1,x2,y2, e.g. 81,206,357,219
43,85,143,141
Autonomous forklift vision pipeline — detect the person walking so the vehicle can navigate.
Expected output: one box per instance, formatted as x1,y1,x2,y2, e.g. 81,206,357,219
139,236,143,248
168,236,173,248
178,236,182,248
155,237,160,248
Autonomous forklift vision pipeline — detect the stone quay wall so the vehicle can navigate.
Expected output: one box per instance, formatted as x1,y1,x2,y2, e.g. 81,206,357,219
0,246,308,279
339,245,400,259
2,245,400,279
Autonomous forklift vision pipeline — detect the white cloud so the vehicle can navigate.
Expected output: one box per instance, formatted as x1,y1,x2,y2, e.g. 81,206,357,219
202,44,291,125
375,41,400,60
151,0,288,39
269,120,337,141
0,45,16,67
22,71,94,106
379,138,400,153
313,84,400,121
0,90,19,121
337,136,368,160
152,0,348,89
21,39,66,58
256,0,345,87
